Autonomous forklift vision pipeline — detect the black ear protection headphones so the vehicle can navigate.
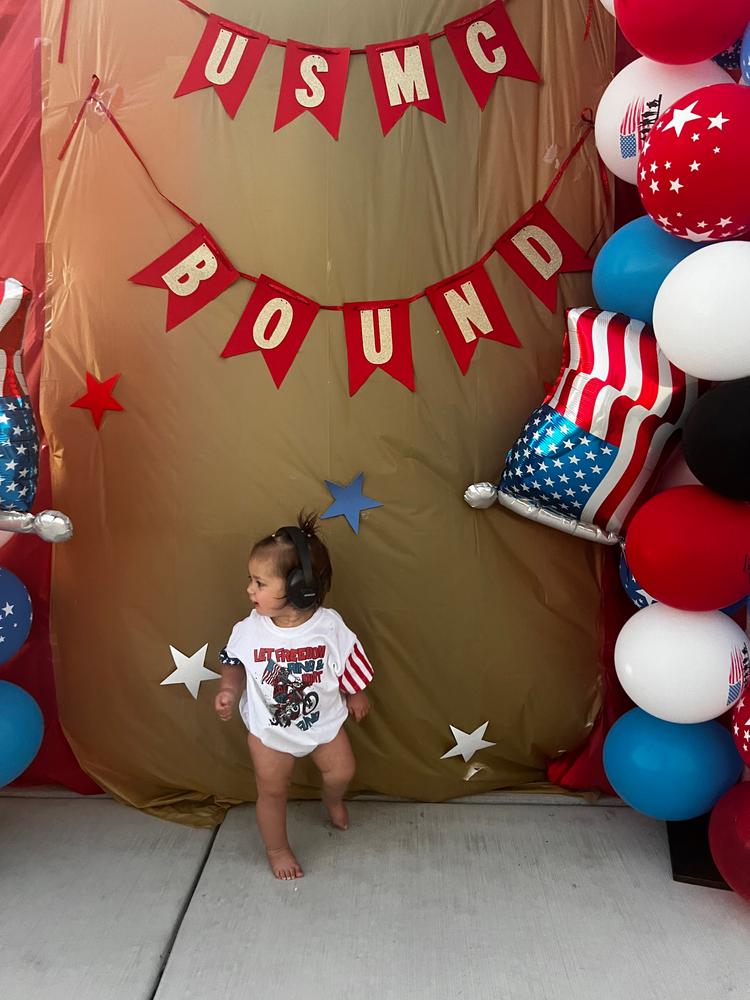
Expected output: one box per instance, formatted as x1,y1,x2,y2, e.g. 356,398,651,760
274,526,319,610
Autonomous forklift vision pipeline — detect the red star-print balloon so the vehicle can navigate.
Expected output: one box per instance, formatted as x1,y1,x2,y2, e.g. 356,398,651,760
70,372,124,429
637,83,750,243
731,694,750,766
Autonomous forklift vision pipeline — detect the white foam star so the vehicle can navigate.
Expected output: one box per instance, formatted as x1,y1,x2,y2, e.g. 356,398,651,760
441,722,496,763
161,644,220,700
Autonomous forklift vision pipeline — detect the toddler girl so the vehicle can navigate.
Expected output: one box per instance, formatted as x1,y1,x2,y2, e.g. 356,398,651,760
214,513,373,880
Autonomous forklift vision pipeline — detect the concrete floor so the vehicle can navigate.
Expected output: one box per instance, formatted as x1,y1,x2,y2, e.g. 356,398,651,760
1,796,748,1000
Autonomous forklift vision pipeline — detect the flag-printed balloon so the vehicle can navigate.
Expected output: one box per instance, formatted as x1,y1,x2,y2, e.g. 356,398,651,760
637,83,750,242
493,308,699,544
594,57,730,185
614,603,749,723
0,279,39,513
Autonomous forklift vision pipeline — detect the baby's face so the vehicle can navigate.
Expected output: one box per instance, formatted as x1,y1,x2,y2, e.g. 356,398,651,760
247,556,288,617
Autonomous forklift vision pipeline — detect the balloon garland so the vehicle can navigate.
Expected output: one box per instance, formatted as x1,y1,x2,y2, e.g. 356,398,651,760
0,280,74,789
600,3,750,898
466,0,750,900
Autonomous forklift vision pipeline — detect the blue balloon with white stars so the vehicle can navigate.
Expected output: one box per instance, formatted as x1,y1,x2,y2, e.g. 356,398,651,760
742,23,750,85
618,551,656,609
0,569,32,666
715,36,742,72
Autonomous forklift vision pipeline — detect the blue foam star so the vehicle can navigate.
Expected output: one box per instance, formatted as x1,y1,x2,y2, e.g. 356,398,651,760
321,472,382,533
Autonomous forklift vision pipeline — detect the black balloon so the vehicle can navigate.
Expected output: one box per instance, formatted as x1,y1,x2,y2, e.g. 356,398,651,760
683,378,750,500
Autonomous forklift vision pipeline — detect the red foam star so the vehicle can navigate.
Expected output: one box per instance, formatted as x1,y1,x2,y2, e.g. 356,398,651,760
71,372,124,429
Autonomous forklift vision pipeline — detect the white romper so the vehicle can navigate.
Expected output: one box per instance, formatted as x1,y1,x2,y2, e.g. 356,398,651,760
220,607,373,756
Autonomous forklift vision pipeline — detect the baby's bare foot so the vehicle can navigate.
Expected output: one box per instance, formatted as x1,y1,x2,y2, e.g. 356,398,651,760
266,846,304,880
325,800,349,830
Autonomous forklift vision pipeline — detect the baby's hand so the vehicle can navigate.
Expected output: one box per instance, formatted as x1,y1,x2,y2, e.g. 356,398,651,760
346,690,371,723
215,689,237,721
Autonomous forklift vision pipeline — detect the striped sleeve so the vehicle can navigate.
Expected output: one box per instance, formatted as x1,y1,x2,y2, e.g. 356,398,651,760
339,642,374,694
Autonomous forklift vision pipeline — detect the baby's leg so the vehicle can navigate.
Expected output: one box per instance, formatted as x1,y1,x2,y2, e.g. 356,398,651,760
311,727,356,830
247,733,303,880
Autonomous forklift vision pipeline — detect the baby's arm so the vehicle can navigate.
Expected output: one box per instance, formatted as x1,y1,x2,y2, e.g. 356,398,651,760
215,661,244,721
338,639,374,722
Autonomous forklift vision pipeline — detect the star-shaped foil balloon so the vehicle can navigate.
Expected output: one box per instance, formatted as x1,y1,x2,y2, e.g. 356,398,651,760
321,472,382,533
161,643,220,699
70,372,124,429
441,721,496,763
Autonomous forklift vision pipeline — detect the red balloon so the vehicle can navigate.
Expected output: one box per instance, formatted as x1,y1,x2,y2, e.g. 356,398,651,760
637,84,750,243
625,486,750,611
732,695,750,766
709,782,750,901
614,0,750,64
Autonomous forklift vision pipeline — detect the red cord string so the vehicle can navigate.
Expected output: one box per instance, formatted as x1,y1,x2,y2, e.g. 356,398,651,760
58,82,597,308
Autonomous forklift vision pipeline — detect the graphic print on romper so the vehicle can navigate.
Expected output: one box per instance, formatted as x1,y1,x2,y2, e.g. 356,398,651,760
258,646,326,732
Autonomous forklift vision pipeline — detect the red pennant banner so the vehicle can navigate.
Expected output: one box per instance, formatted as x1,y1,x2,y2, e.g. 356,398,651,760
129,224,239,332
444,1,540,110
274,40,351,140
494,202,593,313
174,14,270,119
221,275,320,387
342,299,414,396
425,262,520,375
365,34,445,136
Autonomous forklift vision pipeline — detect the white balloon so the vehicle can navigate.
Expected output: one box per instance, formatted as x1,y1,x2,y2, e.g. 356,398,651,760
615,604,748,724
653,241,750,380
599,0,615,14
594,57,731,184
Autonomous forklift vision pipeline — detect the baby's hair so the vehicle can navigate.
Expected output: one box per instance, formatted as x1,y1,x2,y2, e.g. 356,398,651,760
251,511,332,606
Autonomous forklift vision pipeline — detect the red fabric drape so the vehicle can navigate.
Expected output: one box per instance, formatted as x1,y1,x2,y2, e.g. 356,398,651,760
0,0,99,792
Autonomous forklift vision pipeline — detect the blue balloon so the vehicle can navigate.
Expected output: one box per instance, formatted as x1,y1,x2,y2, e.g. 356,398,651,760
592,217,707,325
0,681,43,787
742,23,750,85
604,708,742,820
0,568,33,665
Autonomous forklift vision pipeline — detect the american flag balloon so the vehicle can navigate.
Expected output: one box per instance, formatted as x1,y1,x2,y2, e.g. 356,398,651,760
637,83,750,242
494,308,699,544
0,278,39,513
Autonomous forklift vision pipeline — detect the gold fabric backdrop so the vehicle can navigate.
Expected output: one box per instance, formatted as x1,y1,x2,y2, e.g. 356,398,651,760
40,0,614,825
